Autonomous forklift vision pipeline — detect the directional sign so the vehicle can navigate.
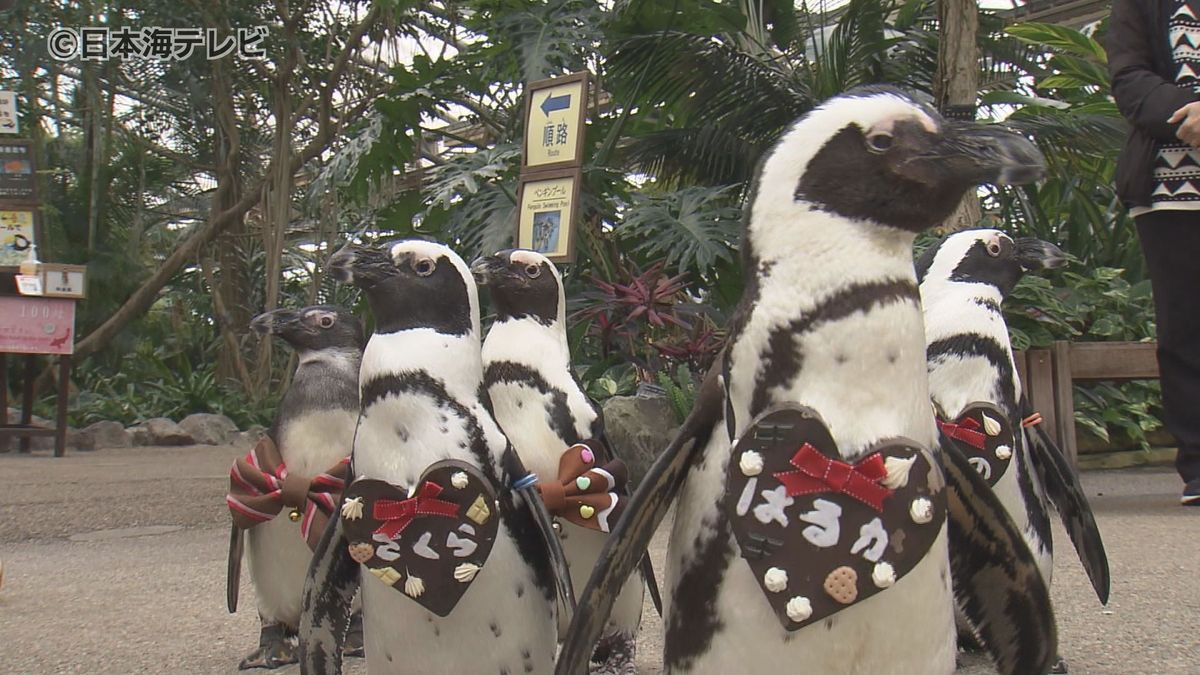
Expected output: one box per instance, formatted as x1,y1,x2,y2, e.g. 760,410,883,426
516,168,580,264
0,92,17,135
523,72,589,171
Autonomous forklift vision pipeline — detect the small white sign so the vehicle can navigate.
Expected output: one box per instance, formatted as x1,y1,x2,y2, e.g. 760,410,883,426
41,265,86,298
0,92,17,134
16,274,42,296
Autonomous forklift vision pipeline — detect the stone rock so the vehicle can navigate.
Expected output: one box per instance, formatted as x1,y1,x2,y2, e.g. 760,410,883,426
179,413,239,445
127,424,150,446
236,425,269,448
141,417,194,446
70,421,132,451
601,393,680,487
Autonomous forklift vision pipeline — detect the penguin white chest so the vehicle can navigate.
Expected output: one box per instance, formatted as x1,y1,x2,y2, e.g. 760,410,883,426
487,381,568,479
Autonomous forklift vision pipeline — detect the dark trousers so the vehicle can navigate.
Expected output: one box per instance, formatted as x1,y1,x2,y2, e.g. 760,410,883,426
1135,211,1200,484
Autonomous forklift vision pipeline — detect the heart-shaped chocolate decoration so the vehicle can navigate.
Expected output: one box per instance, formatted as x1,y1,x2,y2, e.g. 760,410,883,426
340,460,500,617
937,402,1014,487
578,504,595,519
724,404,946,631
575,476,591,491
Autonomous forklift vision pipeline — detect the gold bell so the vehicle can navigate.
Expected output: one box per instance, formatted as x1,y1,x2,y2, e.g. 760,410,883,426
288,509,302,522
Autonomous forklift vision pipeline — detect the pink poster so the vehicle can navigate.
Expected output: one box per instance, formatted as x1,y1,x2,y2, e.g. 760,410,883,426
0,296,75,354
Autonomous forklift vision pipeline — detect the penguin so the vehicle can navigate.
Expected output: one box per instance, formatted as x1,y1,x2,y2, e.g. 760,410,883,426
473,248,656,674
916,228,1111,672
226,305,365,669
297,239,568,675
555,85,1058,675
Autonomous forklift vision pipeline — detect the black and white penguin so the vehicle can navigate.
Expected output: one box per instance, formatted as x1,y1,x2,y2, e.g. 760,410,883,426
556,86,1058,675
227,305,365,669
473,248,651,674
298,239,564,675
916,228,1111,671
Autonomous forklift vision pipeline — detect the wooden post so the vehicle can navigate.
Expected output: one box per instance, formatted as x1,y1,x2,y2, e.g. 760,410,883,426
55,355,70,457
19,354,33,453
935,0,982,232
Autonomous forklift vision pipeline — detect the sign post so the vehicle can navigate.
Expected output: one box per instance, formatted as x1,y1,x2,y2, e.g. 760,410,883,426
517,72,589,263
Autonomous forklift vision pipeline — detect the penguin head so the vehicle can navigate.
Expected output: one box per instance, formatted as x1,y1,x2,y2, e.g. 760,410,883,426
328,239,479,337
915,228,1067,297
470,249,564,326
250,305,365,353
757,85,1045,235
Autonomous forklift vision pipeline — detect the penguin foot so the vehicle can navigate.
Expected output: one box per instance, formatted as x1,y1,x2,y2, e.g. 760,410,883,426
343,611,365,659
238,624,298,670
588,631,637,675
1051,655,1068,673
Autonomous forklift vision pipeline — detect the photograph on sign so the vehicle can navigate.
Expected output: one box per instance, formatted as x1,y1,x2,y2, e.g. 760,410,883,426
0,91,18,134
517,170,580,263
0,209,35,266
523,72,588,171
0,140,36,202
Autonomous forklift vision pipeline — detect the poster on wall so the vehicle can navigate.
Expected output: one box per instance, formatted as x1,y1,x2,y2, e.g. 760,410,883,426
0,139,35,202
517,169,579,263
0,208,35,266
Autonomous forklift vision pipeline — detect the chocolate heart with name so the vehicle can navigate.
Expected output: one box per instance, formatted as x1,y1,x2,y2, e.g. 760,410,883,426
340,460,500,617
937,402,1014,487
724,404,946,631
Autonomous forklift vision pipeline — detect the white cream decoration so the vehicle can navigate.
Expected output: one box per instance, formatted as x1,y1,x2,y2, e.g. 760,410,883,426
451,471,469,489
982,413,1002,437
872,562,896,588
739,450,764,477
910,497,933,524
454,562,481,583
764,567,789,593
785,596,813,622
881,455,916,489
404,573,425,598
995,445,1013,460
341,496,364,521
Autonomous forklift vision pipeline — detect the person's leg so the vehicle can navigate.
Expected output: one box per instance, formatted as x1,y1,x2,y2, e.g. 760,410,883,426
1135,210,1200,502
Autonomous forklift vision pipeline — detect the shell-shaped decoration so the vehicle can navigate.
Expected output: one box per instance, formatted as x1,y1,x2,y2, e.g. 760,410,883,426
404,574,425,598
982,413,1002,437
910,497,933,524
995,445,1013,460
764,567,788,593
739,450,764,477
454,562,481,583
881,455,917,489
451,471,469,489
872,561,896,589
341,496,365,520
786,596,813,622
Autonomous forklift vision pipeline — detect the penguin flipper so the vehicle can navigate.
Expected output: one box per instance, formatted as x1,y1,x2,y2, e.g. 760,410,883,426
594,429,664,618
555,366,725,675
941,432,1059,675
226,524,243,614
1020,395,1111,605
508,444,578,613
298,511,359,675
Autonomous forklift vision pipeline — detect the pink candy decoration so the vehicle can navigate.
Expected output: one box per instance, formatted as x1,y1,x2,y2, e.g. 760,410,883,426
580,447,594,464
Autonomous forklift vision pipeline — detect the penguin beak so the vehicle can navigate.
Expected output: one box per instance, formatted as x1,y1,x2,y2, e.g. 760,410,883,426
250,308,302,336
903,122,1045,187
328,244,396,287
470,255,508,286
1015,237,1069,271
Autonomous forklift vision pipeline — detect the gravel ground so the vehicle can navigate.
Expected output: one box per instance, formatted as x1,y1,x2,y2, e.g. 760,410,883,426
0,445,1196,674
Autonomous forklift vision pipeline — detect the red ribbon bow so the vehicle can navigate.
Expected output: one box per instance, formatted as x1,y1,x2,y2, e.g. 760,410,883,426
226,437,350,550
937,415,986,450
773,444,892,513
372,481,461,539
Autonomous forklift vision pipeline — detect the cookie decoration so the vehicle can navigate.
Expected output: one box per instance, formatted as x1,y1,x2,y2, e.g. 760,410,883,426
937,402,1015,487
723,404,946,631
339,460,500,617
536,440,628,533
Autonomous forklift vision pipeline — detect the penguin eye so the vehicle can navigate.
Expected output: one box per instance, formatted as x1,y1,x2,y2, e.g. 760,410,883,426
866,132,893,153
413,259,436,277
986,240,1003,257
318,315,335,328
525,264,541,278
